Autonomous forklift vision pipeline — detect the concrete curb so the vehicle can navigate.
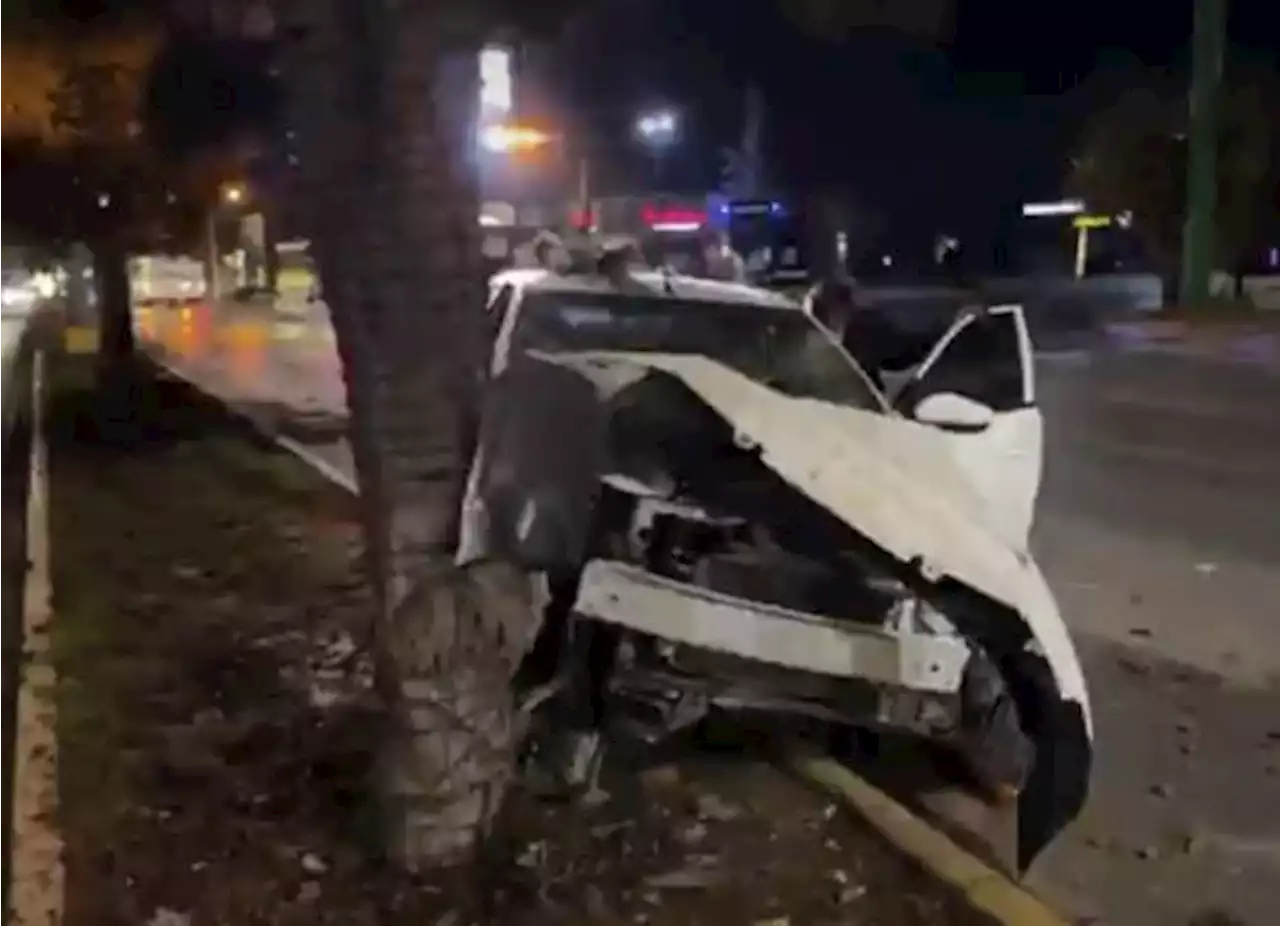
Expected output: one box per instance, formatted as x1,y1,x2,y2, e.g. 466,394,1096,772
791,755,1069,926
148,348,1072,926
149,353,357,495
9,349,66,926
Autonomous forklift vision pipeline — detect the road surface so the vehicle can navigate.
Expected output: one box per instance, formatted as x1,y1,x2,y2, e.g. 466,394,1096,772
137,299,1280,926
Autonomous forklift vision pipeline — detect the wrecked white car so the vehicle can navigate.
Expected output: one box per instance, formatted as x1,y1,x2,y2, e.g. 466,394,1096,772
462,254,1091,873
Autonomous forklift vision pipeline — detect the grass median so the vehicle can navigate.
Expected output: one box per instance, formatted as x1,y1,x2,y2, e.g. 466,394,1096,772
42,349,993,925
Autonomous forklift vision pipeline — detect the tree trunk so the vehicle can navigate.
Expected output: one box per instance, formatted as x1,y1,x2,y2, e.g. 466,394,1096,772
263,206,281,294
64,243,94,327
93,238,134,379
272,0,543,871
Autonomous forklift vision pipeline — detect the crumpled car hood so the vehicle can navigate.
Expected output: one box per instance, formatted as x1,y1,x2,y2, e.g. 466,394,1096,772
531,349,1090,726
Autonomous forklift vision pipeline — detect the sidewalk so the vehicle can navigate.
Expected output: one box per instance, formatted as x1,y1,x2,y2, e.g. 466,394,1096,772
31,350,995,926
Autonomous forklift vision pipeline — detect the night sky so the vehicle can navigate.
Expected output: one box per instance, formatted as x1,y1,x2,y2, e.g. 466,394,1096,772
21,0,1280,261
550,0,1278,259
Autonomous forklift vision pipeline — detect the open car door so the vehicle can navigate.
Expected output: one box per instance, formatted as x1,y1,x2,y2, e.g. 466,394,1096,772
892,304,1041,548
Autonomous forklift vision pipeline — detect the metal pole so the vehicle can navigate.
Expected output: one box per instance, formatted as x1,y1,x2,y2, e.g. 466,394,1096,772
576,154,591,230
1074,226,1090,280
1178,0,1228,306
205,210,221,302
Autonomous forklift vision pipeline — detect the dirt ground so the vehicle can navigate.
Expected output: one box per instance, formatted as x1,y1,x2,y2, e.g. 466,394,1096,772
40,354,992,926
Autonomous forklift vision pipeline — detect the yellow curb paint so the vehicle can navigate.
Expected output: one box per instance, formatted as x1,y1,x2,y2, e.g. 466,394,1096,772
62,326,98,355
790,756,1069,926
10,350,66,926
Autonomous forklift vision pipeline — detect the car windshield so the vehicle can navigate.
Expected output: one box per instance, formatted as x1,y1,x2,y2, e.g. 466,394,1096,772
514,290,886,411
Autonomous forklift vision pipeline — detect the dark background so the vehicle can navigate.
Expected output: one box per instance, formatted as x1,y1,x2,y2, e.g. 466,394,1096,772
14,0,1280,264
538,0,1277,259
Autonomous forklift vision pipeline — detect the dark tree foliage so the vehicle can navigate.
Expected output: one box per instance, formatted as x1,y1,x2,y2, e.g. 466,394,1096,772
145,30,280,158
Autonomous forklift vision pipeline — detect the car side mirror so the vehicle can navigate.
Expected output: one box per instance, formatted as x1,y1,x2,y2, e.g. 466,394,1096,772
913,391,995,431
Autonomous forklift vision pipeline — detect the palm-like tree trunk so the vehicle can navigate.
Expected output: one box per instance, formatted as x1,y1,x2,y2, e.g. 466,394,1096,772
93,238,134,369
269,0,544,870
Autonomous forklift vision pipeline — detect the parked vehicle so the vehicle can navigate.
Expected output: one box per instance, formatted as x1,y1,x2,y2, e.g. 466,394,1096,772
129,255,207,306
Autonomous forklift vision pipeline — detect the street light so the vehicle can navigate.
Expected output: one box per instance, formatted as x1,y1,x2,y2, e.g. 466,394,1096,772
207,183,249,301
635,108,678,192
635,109,678,146
479,123,554,153
478,123,594,230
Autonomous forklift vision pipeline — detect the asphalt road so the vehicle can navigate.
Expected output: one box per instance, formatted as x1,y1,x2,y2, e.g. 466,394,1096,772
137,299,1280,926
1029,348,1280,925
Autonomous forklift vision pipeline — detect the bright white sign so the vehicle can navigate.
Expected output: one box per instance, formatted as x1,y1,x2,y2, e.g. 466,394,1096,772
479,46,512,114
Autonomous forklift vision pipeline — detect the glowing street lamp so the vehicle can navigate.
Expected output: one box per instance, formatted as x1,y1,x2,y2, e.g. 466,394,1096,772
221,183,246,205
635,108,679,191
635,108,678,147
479,45,513,116
479,123,555,153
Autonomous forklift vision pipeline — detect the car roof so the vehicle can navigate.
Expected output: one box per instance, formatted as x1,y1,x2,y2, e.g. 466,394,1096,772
490,267,802,311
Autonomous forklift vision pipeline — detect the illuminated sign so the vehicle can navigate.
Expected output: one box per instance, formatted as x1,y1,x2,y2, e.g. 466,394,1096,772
641,205,707,228
479,124,552,152
479,46,512,114
728,200,783,216
1022,199,1085,218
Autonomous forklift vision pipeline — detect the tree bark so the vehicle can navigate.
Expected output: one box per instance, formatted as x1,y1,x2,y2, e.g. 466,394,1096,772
263,206,281,293
93,238,134,378
272,0,543,871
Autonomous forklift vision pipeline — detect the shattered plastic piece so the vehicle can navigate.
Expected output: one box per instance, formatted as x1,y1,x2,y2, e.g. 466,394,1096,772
590,820,631,839
839,885,869,903
644,864,723,889
145,909,191,926
515,841,546,868
695,792,740,822
679,821,708,843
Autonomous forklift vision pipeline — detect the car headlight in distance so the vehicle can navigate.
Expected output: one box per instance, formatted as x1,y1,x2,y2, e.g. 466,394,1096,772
31,272,57,298
1,286,36,309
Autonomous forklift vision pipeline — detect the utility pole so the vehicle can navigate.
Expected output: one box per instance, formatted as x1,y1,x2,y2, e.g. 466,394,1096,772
1178,0,1228,306
575,153,592,231
205,210,222,302
739,84,765,198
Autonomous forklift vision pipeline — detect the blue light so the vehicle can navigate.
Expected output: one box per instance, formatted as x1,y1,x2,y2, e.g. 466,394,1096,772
729,200,772,216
